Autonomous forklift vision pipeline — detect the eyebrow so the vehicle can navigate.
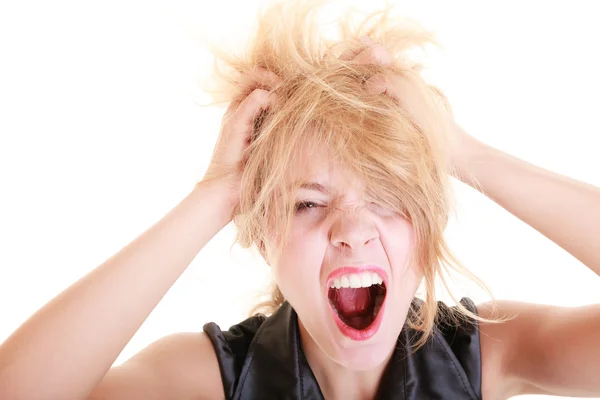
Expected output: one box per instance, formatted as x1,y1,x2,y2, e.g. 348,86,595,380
298,181,329,194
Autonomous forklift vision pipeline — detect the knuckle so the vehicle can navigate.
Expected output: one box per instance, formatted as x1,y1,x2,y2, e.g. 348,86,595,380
253,66,282,83
248,88,270,102
244,66,281,89
370,45,392,64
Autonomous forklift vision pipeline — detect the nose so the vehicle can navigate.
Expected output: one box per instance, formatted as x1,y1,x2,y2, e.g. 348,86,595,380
329,205,379,251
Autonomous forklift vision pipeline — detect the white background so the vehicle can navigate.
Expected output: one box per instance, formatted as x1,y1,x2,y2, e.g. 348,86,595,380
1,1,599,399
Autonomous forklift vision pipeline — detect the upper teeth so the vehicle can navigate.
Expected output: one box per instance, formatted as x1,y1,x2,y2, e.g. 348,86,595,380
330,272,383,289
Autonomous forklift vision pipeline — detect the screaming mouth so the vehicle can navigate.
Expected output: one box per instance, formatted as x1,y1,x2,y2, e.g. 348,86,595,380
328,280,387,330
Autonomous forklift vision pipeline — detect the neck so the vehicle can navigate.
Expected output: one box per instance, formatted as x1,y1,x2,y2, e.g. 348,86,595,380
298,319,393,400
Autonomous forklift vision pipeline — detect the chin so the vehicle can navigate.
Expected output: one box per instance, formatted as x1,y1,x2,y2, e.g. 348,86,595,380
323,295,406,371
328,333,397,371
294,263,419,372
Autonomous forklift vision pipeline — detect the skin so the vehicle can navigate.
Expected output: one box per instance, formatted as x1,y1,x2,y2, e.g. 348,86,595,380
360,36,600,398
456,138,600,399
0,68,279,400
264,151,422,398
1,38,599,400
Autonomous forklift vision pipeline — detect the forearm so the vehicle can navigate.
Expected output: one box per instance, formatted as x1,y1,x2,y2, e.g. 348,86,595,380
0,180,233,400
457,137,600,275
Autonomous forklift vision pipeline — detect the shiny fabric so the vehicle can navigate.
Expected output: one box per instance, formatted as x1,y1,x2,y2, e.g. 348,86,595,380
203,297,481,399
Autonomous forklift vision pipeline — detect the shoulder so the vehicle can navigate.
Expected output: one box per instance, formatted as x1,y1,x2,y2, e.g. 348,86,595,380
91,331,224,399
202,313,268,398
433,297,481,363
203,313,267,357
475,299,600,399
139,331,224,395
410,297,481,360
436,297,482,395
431,298,528,399
396,297,482,399
476,299,543,399
476,299,557,399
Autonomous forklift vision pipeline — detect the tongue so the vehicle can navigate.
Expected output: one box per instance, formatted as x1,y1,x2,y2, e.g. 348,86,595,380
331,287,371,317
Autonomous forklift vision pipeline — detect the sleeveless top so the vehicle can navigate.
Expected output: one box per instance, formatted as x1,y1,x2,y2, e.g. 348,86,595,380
203,297,481,399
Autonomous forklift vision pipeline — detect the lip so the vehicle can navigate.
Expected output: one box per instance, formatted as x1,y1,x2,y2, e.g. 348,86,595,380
325,265,388,341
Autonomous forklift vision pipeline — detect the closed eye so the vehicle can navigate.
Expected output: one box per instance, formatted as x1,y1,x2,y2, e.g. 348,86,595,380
367,202,397,217
294,201,402,217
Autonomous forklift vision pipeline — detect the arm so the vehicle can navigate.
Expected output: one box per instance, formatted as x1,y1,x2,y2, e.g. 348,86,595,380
479,300,600,398
346,35,600,271
456,134,600,274
0,66,277,399
0,180,233,400
455,136,600,397
89,332,224,400
348,35,600,395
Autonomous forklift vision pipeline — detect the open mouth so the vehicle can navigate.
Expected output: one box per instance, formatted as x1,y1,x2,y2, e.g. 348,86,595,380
327,273,387,332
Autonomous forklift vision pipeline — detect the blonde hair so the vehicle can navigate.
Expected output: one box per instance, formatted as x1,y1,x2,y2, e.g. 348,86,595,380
200,0,508,351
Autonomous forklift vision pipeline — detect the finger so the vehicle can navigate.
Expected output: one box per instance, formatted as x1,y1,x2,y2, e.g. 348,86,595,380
226,66,281,117
233,66,282,90
364,73,400,101
359,43,393,65
248,66,283,88
231,88,277,144
339,46,363,61
359,35,376,46
339,35,377,61
428,85,454,116
340,43,392,66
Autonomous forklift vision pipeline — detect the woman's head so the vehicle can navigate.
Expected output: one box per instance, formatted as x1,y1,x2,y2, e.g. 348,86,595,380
263,142,423,369
201,0,495,369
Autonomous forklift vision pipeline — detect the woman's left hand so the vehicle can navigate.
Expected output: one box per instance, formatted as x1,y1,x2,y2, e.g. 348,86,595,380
341,35,481,180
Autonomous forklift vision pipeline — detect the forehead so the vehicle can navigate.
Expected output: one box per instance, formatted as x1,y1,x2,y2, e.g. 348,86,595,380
287,144,364,194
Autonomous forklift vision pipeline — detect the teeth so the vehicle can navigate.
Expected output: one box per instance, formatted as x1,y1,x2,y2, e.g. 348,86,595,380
360,272,372,287
371,272,383,285
341,275,350,288
329,272,384,289
349,274,361,288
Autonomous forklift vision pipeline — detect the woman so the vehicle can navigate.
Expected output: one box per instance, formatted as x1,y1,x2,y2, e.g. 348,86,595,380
0,1,599,399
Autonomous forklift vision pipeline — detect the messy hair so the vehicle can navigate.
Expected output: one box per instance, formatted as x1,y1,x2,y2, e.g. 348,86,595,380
200,0,508,351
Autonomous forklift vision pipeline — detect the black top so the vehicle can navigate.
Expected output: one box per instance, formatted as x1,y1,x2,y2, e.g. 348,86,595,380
203,297,481,399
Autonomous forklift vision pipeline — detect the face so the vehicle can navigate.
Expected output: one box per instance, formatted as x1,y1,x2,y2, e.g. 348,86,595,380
265,155,423,371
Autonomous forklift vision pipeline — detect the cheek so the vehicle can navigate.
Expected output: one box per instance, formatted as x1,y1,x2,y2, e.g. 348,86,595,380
272,223,327,301
383,218,419,276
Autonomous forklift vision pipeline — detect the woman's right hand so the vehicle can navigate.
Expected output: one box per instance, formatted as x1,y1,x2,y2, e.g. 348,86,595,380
0,80,285,398
201,67,281,212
